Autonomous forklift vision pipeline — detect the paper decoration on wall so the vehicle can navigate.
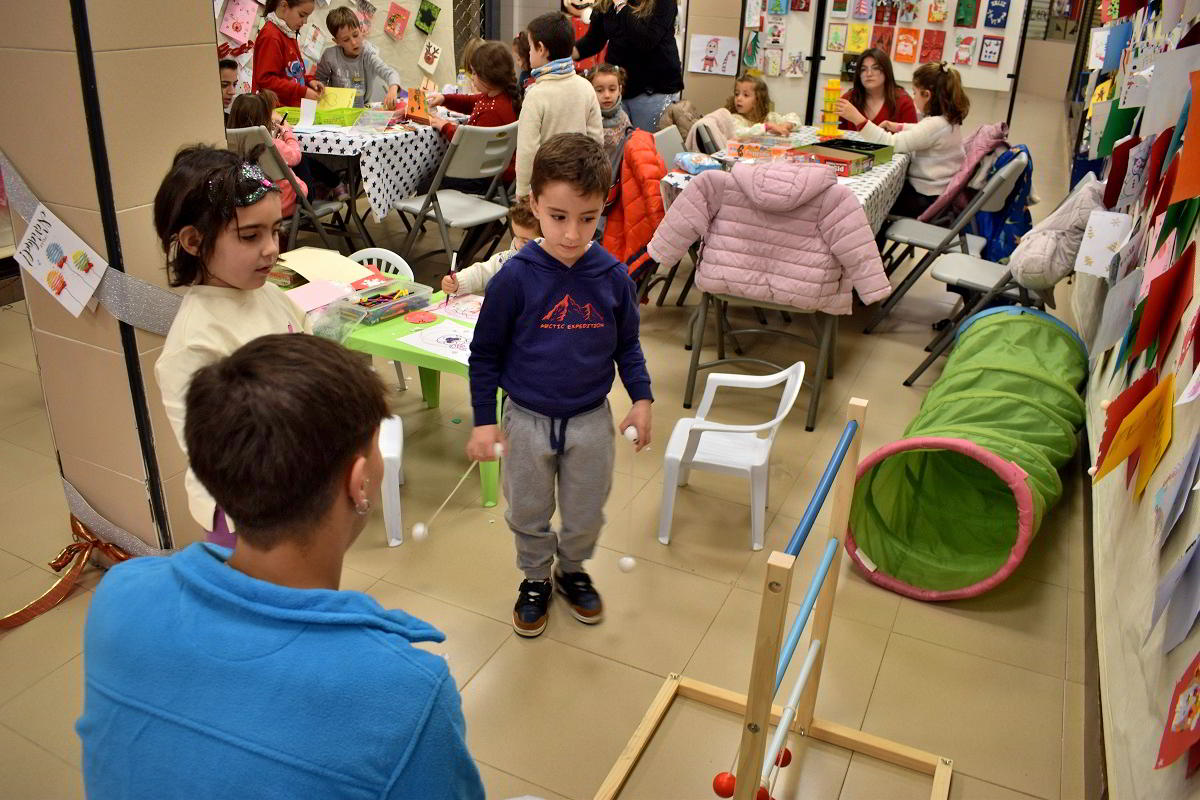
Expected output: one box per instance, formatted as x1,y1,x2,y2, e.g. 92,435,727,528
876,0,898,25
764,47,784,76
953,32,976,64
415,0,440,34
927,0,948,21
842,52,861,79
792,0,812,9
219,0,259,45
767,0,789,12
1162,542,1200,653
871,26,895,54
895,27,919,61
984,0,1010,26
786,51,808,76
385,3,410,39
15,204,108,317
216,39,254,60
1101,19,1132,72
1075,210,1133,278
356,0,377,33
765,15,787,47
852,0,874,19
920,28,945,61
1098,104,1139,159
1093,373,1174,498
831,0,850,16
744,31,762,68
848,22,871,52
1154,439,1200,551
898,0,921,22
828,23,849,51
1104,135,1141,209
1157,650,1200,761
1086,28,1108,70
978,34,1003,65
688,35,739,75
954,0,978,25
419,39,443,73
1090,269,1140,358
1136,245,1195,373
745,0,764,28
1169,72,1200,205
300,24,329,63
1143,232,1178,299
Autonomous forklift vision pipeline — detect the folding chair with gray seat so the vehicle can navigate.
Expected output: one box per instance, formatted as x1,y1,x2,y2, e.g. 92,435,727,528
653,125,685,168
864,150,1030,334
225,126,353,252
396,121,518,267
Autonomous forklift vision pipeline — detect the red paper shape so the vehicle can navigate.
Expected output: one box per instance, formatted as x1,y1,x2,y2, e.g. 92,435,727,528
1096,368,1159,468
1156,157,1181,221
1157,650,1200,769
871,25,895,54
920,29,946,62
384,2,410,39
1135,242,1195,361
792,0,812,10
1146,127,1175,208
1104,135,1141,209
1170,71,1200,205
1188,740,1200,777
1179,308,1200,373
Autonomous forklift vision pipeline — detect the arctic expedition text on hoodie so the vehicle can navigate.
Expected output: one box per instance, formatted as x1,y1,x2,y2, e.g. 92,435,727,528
469,242,652,426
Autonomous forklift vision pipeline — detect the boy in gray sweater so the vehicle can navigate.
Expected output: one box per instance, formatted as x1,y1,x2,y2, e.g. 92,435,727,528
316,7,402,109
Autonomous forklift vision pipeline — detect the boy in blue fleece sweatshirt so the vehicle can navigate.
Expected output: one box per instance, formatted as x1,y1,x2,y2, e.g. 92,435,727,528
77,334,484,800
467,132,653,637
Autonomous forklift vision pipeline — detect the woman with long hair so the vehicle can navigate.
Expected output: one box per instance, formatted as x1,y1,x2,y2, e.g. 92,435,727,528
839,48,917,131
573,0,684,132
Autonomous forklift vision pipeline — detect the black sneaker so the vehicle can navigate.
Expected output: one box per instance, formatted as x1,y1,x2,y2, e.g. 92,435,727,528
513,579,552,637
554,570,604,624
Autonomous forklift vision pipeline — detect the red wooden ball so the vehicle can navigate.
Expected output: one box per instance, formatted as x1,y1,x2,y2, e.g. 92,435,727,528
755,786,774,800
775,746,792,767
712,772,735,797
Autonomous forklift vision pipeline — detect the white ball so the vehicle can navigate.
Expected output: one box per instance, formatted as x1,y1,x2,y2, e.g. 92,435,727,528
623,426,638,442
618,555,637,572
1087,466,1097,476
493,442,505,458
411,522,428,541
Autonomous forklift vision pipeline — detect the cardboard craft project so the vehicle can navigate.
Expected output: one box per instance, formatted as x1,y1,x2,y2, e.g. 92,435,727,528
920,29,946,62
871,26,895,54
415,0,440,34
953,32,977,65
927,0,947,21
954,0,979,26
1093,372,1175,498
984,0,1009,26
384,3,410,39
895,28,919,62
405,87,431,123
848,23,871,52
978,35,1003,65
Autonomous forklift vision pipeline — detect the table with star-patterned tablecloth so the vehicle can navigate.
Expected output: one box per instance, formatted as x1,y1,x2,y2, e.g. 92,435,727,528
661,126,910,233
294,125,448,225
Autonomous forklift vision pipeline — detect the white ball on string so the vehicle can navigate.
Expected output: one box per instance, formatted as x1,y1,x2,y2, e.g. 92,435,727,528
618,555,637,572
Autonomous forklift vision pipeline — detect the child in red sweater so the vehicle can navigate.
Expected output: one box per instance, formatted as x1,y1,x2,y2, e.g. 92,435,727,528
252,0,326,108
425,40,521,193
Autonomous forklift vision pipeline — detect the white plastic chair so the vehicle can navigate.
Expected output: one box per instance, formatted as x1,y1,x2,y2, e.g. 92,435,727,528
350,248,414,392
380,416,405,547
349,247,414,278
658,362,806,551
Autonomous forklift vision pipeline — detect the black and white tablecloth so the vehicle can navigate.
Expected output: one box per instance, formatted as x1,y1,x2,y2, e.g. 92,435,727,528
294,126,448,223
662,126,909,233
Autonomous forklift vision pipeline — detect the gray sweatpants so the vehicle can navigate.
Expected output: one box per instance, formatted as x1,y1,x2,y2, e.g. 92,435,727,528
502,400,615,581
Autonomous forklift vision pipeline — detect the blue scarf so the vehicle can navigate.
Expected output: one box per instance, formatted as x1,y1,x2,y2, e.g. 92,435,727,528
531,57,576,80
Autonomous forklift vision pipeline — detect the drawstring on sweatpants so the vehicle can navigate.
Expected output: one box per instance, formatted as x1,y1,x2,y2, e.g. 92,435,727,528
548,417,570,455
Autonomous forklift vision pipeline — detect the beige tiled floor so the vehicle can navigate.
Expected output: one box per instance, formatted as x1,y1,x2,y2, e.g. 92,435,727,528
0,91,1086,798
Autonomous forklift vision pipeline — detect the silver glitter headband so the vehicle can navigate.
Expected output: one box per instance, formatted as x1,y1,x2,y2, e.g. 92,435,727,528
210,162,279,207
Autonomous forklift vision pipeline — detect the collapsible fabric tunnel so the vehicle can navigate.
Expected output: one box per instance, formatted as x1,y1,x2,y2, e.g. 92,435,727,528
846,307,1088,601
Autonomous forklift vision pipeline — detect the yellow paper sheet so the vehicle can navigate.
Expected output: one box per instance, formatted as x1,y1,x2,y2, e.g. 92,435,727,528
317,87,357,111
277,246,373,285
1088,78,1114,119
1094,373,1176,496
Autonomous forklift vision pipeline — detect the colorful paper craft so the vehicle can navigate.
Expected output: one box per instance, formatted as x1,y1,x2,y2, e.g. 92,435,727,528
317,86,357,110
870,26,895,54
14,204,108,317
767,0,789,12
1117,135,1155,211
978,35,1003,65
1134,245,1194,372
984,0,1009,26
1075,210,1133,278
792,0,812,10
1155,158,1180,221
384,2,410,39
786,51,807,76
899,0,920,22
219,0,258,45
405,87,431,124
953,32,977,64
954,0,978,26
419,39,443,73
764,47,783,75
828,23,849,51
1145,127,1174,207
895,28,919,62
927,0,947,21
920,29,946,62
1169,72,1200,205
356,0,377,33
852,0,874,19
848,23,871,52
415,0,440,34
1142,232,1178,300
1153,437,1200,548
1098,104,1140,158
1094,373,1175,498
765,15,787,46
1095,368,1158,472
300,24,329,63
688,35,740,75
1177,308,1200,373
832,0,850,16
1103,136,1140,209
875,0,898,24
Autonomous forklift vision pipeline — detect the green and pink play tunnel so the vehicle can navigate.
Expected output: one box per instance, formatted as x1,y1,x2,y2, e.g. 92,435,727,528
846,307,1088,600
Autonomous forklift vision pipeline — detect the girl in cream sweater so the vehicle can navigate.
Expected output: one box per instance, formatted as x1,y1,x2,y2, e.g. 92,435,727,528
839,61,970,218
726,74,803,138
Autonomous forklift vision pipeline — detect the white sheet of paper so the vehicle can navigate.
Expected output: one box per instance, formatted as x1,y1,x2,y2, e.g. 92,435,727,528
396,320,474,365
14,203,109,317
1152,538,1199,633
1144,44,1200,136
435,293,484,325
1117,135,1156,211
1090,268,1141,357
1089,100,1113,160
1156,437,1200,548
1119,65,1154,109
1164,537,1200,652
1113,222,1145,282
1087,27,1109,69
299,98,317,127
1178,368,1200,407
1075,210,1133,277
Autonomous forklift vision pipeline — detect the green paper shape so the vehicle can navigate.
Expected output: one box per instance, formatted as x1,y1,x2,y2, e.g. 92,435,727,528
415,0,440,34
1098,105,1139,158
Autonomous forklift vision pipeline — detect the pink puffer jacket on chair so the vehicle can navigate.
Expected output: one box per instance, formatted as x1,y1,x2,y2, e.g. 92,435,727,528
647,161,890,314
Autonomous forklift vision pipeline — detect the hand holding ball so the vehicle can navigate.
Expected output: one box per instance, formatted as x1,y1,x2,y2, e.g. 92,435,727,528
623,426,638,444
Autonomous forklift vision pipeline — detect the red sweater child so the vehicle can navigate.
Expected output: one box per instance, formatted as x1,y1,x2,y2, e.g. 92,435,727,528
438,92,518,185
252,18,314,107
838,88,918,131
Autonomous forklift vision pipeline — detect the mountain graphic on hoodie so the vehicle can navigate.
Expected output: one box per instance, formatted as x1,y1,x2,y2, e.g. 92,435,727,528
541,294,605,324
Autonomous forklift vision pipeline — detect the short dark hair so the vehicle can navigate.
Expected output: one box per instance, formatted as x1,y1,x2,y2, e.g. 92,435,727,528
153,145,278,287
531,133,611,200
226,90,277,130
185,334,389,547
512,32,531,71
526,12,575,62
219,58,238,72
326,6,360,37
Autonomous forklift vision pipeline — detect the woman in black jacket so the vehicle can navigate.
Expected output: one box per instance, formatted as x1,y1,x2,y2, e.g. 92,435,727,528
573,0,684,131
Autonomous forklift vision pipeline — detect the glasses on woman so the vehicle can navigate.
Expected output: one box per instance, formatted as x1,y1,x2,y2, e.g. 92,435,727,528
860,64,883,74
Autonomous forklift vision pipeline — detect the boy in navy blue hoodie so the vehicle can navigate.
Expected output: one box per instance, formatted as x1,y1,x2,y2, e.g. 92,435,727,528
467,132,653,637
78,335,484,799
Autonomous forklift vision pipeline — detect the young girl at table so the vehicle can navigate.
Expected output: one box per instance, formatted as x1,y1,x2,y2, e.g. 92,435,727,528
838,61,969,218
252,0,325,107
227,91,307,217
440,197,541,295
590,64,632,162
425,40,521,193
725,73,802,138
152,146,306,547
838,48,918,132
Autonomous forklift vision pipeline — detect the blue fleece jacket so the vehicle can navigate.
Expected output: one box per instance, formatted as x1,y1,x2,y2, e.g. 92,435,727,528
469,241,653,425
77,543,484,800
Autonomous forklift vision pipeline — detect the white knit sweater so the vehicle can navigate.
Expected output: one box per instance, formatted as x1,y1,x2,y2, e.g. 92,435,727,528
859,116,965,197
515,71,603,196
